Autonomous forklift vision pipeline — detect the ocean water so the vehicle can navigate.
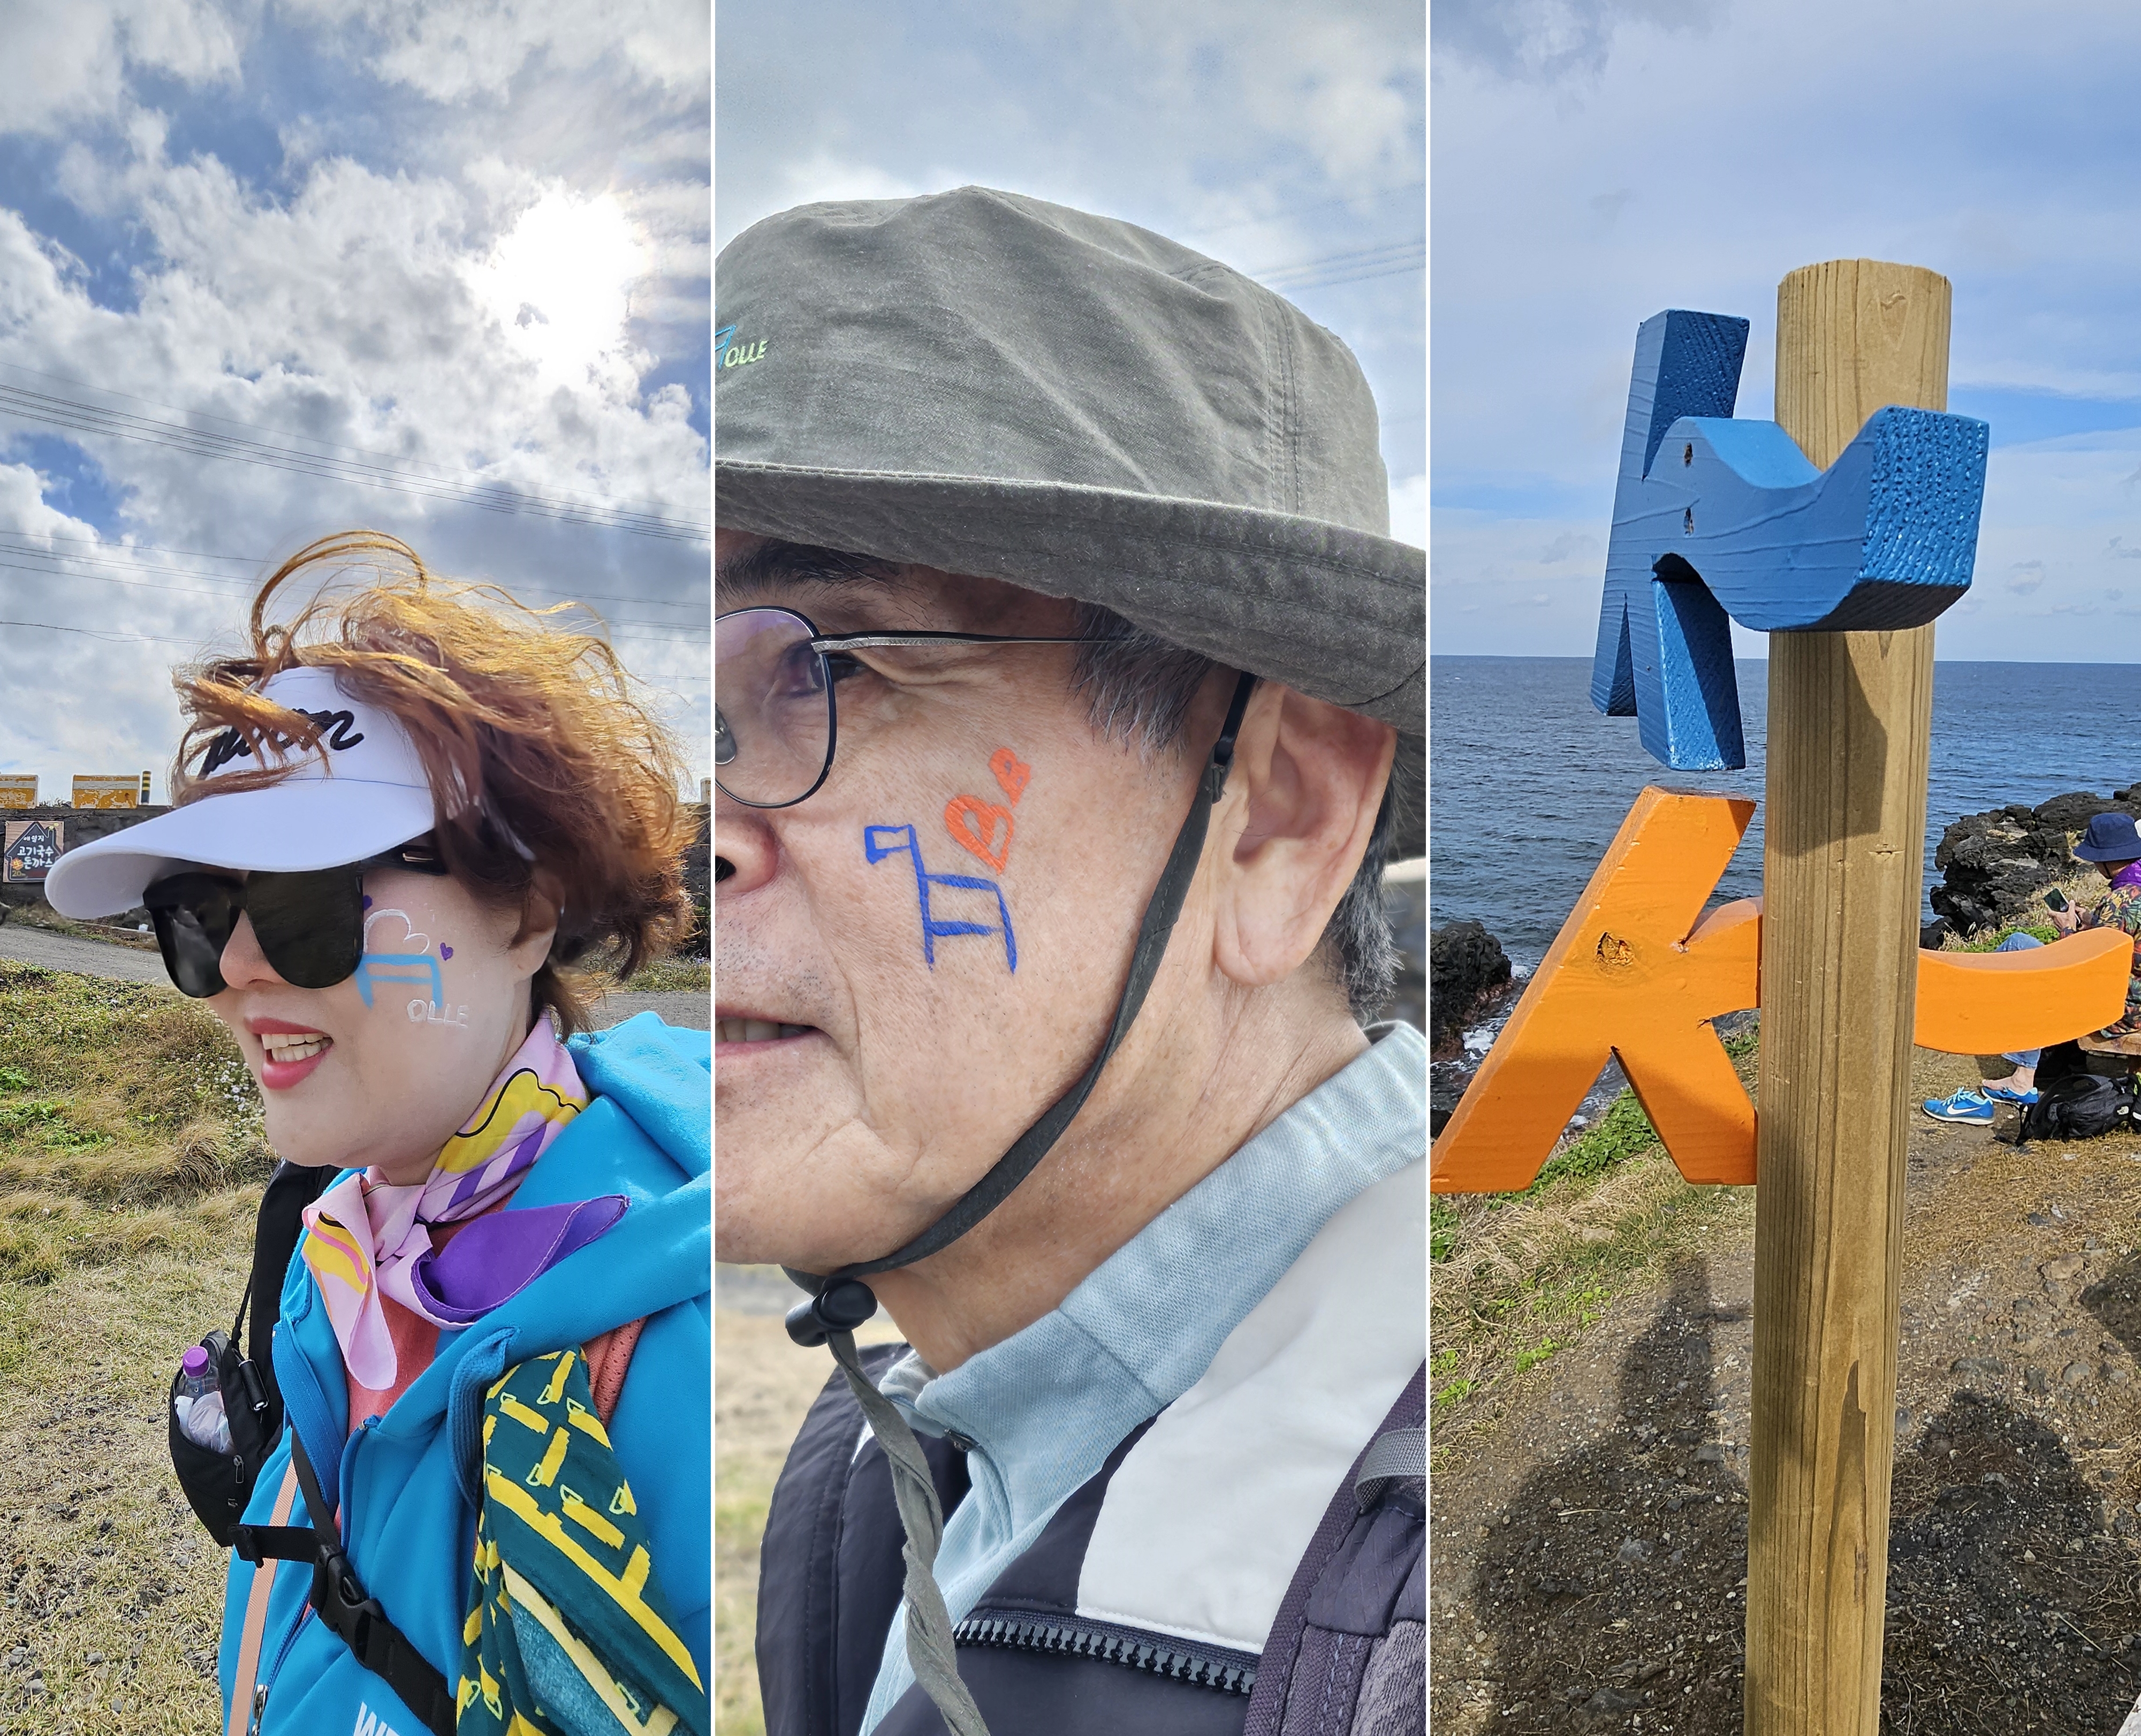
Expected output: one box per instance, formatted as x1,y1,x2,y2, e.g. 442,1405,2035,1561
1430,657,2141,971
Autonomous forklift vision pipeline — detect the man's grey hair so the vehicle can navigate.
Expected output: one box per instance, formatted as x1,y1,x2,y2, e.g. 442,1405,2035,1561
1070,603,1398,1024
716,540,1399,1020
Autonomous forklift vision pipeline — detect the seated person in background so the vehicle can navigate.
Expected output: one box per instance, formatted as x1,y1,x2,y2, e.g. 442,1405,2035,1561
1927,811,2141,1120
2049,810,2141,1056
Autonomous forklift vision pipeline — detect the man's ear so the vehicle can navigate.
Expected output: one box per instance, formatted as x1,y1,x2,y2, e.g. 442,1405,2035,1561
1211,685,1396,988
507,871,565,976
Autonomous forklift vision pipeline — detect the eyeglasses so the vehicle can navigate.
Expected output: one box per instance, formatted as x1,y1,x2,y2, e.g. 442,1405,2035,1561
143,839,451,999
715,606,1105,809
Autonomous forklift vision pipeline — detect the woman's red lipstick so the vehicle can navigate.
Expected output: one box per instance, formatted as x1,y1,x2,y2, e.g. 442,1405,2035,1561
247,1017,334,1091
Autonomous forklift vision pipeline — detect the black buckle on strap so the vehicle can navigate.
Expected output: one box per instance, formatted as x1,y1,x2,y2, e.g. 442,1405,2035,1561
230,1523,318,1566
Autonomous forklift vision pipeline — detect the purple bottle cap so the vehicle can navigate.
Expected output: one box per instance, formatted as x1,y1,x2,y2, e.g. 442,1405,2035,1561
181,1346,210,1378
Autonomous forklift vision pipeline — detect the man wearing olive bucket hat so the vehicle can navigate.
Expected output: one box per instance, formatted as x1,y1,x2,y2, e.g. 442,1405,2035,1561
716,186,1424,1736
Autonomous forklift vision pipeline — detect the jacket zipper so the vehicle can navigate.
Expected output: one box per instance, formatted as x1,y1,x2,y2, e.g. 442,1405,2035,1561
954,1606,1258,1696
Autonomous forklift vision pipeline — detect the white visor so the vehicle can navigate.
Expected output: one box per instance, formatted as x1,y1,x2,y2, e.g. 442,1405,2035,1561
44,666,440,918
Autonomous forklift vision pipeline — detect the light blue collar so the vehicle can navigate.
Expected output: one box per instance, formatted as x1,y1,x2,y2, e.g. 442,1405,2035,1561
862,1019,1426,1730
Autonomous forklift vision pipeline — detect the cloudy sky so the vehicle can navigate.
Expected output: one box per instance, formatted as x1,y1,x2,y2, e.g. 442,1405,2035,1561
1434,0,2141,663
715,0,1425,547
0,1,709,802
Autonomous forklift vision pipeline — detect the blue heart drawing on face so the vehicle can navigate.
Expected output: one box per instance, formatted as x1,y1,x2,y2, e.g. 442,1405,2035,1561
362,895,373,910
440,945,453,959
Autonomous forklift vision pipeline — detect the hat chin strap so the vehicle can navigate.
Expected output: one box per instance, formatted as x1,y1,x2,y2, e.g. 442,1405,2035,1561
781,669,1259,1347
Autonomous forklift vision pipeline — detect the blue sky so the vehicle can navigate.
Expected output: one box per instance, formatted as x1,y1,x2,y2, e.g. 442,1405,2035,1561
715,0,1424,547
0,2,709,797
1432,0,2141,662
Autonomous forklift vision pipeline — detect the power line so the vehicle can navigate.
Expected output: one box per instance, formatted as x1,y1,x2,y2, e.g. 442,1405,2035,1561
1178,181,1425,246
0,379,709,544
0,615,199,646
0,556,707,639
0,532,709,615
0,359,708,527
1252,238,1424,294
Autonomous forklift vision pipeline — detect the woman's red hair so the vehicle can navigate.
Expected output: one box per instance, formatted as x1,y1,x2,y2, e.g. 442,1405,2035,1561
171,531,696,1033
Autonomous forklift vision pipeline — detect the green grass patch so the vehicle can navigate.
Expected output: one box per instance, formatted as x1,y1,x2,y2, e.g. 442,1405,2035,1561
0,958,274,1729
619,957,710,994
1430,1021,1760,1466
1957,923,2059,952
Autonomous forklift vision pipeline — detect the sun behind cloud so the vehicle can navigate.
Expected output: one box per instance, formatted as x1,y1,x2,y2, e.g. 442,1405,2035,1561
472,189,652,385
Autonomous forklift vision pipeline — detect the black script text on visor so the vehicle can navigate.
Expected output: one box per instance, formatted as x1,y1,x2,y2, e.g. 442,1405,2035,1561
144,840,449,999
714,606,1103,808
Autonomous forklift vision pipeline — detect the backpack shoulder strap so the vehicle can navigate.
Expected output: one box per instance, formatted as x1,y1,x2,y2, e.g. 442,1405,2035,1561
283,1427,460,1736
1243,1362,1425,1736
757,1342,970,1736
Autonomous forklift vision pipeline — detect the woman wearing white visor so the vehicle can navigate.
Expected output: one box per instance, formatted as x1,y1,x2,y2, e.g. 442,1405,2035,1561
46,531,710,1736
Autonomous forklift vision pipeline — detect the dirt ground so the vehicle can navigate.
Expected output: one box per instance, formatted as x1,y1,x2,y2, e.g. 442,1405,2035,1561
716,1269,906,1735
1432,1052,2141,1734
0,1243,254,1733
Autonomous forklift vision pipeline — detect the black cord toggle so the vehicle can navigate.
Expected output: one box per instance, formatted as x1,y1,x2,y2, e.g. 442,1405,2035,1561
785,1276,880,1346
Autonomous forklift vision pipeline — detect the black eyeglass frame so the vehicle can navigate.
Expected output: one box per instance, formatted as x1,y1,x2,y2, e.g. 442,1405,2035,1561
142,836,453,999
714,606,1109,810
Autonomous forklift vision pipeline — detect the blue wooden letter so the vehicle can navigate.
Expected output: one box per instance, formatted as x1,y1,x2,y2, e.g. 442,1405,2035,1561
1592,309,1990,770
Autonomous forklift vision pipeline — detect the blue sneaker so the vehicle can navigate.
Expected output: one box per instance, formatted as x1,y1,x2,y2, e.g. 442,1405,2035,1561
1922,1089,1994,1124
1982,1083,2039,1106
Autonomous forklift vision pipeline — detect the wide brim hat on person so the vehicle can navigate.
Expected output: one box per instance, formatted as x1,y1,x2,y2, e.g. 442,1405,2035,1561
713,185,1425,858
2075,812,2141,863
43,666,438,918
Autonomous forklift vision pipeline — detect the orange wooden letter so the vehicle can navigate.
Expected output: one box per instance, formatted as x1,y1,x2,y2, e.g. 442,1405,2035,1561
1433,786,2137,1196
1432,787,1760,1193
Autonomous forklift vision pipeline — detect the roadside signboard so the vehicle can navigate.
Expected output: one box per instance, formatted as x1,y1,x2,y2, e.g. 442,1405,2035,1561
72,775,139,810
0,775,34,808
3,820,62,882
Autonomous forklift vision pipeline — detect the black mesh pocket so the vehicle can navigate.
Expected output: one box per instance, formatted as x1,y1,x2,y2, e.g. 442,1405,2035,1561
168,1329,261,1547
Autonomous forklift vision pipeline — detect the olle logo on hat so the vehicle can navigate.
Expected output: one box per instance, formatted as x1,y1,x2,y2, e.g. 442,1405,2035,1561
716,322,767,371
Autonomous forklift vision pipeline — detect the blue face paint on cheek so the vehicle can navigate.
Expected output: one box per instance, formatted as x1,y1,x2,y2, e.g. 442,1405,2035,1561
864,823,1016,972
351,907,444,1010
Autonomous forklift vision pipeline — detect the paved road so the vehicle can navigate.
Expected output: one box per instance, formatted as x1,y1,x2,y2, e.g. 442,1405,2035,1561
0,922,708,1030
0,921,168,983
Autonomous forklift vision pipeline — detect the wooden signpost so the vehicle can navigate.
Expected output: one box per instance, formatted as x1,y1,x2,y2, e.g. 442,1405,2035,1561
1433,261,2125,1735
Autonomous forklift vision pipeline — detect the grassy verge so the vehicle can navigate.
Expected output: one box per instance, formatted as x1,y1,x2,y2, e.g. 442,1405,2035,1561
620,958,711,994
1940,866,2110,952
1429,1026,1760,1472
0,958,271,1730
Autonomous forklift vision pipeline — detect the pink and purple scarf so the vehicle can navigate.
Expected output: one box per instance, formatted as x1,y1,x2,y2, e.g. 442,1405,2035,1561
300,1015,624,1390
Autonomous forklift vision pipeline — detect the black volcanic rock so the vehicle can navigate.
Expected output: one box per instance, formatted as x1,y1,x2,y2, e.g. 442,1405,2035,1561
1930,791,2141,936
1431,920,1512,1049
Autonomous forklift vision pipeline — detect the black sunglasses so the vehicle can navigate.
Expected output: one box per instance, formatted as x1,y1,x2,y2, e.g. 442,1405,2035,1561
143,839,451,999
715,606,1107,808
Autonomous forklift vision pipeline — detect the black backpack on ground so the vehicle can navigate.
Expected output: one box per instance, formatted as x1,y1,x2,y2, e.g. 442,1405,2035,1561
2017,1070,2141,1146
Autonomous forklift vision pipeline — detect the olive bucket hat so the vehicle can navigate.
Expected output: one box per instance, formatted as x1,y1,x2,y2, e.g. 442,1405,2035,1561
713,184,1424,856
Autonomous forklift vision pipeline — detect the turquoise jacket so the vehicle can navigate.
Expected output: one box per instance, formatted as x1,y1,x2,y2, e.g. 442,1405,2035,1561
217,1013,711,1735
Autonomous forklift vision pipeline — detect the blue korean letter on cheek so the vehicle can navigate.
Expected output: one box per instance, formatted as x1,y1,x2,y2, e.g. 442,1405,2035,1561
351,906,444,1009
864,824,1016,972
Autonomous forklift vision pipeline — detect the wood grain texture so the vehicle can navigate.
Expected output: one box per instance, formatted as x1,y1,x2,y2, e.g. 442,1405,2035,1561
1744,259,1950,1736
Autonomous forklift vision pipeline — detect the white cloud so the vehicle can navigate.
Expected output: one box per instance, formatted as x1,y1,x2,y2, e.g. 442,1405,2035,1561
0,2,242,135
0,5,709,793
1387,472,1425,548
285,0,707,101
